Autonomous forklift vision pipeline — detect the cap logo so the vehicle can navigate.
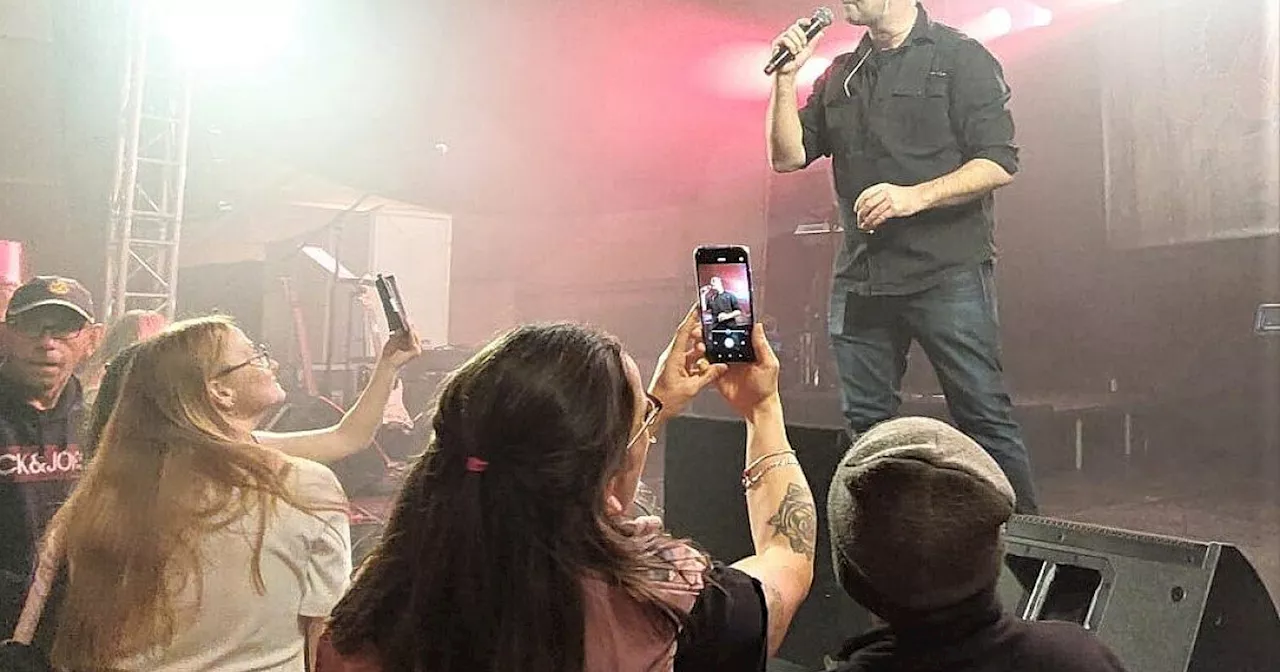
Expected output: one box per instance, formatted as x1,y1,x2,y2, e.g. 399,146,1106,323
47,280,70,295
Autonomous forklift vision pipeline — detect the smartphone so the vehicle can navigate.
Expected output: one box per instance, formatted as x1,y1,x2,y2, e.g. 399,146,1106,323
694,245,756,363
375,274,408,333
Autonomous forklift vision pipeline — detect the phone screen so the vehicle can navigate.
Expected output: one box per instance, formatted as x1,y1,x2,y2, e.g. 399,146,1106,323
695,246,756,363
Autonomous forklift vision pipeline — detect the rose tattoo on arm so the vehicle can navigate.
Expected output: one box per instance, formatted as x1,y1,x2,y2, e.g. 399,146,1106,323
767,483,817,559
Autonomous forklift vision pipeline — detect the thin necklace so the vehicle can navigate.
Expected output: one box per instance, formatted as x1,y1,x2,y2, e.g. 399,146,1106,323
842,17,914,97
842,47,873,97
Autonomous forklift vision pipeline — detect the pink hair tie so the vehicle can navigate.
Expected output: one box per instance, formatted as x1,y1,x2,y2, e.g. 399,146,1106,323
465,456,490,473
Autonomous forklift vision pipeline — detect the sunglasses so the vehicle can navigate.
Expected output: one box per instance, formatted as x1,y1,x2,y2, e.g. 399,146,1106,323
6,315,87,341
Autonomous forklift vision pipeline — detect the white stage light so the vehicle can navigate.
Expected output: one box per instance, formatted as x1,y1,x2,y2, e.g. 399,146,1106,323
1030,5,1055,27
964,7,1014,42
155,0,300,71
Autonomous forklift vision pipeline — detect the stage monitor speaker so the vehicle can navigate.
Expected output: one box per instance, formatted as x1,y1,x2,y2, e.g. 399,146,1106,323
665,415,869,667
667,417,1280,670
999,516,1280,672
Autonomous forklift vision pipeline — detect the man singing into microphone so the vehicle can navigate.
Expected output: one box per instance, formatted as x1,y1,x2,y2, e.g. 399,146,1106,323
766,0,1038,513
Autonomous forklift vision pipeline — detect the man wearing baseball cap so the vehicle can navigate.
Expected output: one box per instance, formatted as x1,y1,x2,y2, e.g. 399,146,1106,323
822,416,1126,671
0,276,102,647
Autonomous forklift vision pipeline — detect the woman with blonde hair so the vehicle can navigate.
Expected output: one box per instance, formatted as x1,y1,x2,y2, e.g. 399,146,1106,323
26,315,417,670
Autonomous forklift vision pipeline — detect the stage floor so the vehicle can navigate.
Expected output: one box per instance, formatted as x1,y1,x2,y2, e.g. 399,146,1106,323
646,418,1280,611
1035,449,1280,609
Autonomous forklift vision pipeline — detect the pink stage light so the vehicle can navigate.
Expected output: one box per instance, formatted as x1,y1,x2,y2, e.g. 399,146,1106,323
798,57,832,86
700,42,775,100
702,43,833,100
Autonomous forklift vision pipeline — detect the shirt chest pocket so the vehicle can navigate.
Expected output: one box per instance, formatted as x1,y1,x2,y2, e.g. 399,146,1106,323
886,72,954,150
822,94,864,155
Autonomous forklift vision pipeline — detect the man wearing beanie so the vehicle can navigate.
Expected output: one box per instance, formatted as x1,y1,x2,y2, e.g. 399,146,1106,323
822,417,1126,671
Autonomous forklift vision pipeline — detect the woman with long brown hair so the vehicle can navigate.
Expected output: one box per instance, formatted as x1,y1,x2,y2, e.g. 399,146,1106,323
41,315,415,670
319,308,816,672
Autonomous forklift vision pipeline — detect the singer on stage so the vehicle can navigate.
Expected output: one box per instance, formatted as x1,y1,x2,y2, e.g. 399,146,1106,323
766,0,1038,512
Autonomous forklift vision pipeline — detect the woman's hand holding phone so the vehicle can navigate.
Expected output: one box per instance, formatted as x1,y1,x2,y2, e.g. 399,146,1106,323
648,305,729,421
377,326,423,371
713,323,781,421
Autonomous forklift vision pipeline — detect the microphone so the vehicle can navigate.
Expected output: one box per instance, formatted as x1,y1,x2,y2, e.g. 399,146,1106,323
764,7,834,75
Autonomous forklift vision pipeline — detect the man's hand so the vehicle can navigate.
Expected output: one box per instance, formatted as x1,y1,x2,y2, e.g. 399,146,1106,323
649,305,728,419
854,183,928,232
771,19,824,77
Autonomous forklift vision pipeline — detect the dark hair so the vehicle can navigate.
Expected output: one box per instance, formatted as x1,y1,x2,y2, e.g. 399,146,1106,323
327,323,686,672
83,341,144,455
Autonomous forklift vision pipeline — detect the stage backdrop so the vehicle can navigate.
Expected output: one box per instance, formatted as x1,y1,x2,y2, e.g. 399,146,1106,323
1101,0,1280,248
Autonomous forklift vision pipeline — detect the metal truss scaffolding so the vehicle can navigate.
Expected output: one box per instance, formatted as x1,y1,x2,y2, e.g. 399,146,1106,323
104,1,192,321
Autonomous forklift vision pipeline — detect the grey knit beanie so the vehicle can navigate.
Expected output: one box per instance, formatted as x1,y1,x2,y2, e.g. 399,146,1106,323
827,417,1016,622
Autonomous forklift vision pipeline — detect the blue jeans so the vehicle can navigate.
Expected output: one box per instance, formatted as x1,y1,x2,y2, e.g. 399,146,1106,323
828,262,1039,514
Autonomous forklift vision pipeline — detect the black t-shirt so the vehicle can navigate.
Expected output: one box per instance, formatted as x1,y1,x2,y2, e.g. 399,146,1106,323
675,563,769,671
0,375,85,641
706,293,741,328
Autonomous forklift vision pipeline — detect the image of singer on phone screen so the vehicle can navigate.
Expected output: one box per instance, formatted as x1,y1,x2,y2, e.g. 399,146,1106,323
695,246,756,363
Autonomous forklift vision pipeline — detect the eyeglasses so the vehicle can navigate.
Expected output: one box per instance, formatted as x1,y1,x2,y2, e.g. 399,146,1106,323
214,344,272,377
625,393,664,449
6,315,87,341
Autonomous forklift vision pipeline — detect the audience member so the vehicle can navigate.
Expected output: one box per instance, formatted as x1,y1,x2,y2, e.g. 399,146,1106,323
318,308,816,671
0,277,102,644
78,309,168,406
81,342,144,455
822,417,1127,672
36,316,354,669
3,285,421,657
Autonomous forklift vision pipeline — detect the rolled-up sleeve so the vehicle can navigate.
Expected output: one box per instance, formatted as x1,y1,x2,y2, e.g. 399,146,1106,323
950,40,1019,175
799,69,832,168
